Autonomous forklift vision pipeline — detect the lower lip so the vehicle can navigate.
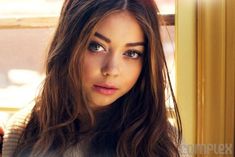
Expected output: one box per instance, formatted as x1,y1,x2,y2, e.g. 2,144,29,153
93,85,117,95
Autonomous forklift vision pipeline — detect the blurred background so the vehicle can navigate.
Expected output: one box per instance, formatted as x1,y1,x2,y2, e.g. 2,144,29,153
0,0,63,127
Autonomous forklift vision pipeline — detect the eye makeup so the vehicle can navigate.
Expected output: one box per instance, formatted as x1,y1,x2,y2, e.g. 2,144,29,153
87,39,144,60
88,41,106,53
123,49,144,59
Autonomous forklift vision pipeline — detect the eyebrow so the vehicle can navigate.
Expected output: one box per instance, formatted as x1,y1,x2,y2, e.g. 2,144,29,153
94,32,111,43
94,32,145,47
125,42,145,47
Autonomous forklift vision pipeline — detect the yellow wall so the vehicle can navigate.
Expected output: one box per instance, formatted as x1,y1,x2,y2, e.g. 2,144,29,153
175,0,197,145
197,0,234,156
176,0,234,156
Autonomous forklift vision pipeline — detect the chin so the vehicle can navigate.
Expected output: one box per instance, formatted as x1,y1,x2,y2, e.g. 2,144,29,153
91,98,117,108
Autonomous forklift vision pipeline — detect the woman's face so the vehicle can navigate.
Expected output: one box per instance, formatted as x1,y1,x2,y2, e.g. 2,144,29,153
82,11,145,108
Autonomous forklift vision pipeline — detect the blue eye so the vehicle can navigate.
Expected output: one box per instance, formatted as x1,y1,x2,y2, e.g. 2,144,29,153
124,50,143,59
88,41,105,53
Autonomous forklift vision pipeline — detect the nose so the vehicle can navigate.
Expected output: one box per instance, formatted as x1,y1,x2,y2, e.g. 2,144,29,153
101,53,120,77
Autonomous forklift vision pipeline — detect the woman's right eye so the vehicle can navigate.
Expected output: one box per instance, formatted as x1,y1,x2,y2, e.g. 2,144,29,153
88,41,106,53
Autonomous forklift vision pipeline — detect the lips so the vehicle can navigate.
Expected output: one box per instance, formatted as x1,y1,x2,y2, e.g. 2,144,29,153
93,83,118,95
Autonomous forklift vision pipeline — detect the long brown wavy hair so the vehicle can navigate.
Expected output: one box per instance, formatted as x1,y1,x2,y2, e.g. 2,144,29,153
13,0,182,156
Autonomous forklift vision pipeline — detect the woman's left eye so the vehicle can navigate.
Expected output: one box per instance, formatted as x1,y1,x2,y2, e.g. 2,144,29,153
124,50,143,59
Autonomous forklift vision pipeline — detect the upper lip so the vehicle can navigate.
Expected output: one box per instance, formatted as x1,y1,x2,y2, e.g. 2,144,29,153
94,83,118,89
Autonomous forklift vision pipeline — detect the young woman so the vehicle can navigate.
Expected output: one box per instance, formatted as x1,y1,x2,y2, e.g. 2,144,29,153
2,0,182,156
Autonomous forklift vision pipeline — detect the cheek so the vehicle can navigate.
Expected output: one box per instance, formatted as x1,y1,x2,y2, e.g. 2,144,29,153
121,61,142,90
82,53,101,80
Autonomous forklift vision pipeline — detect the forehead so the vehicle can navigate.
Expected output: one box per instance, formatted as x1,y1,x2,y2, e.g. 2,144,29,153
93,11,144,43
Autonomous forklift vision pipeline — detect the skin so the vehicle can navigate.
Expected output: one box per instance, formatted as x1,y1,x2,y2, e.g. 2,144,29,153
82,11,145,108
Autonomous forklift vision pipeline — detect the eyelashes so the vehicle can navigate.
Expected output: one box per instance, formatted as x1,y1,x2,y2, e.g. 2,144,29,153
123,50,143,59
87,41,144,59
87,41,106,53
